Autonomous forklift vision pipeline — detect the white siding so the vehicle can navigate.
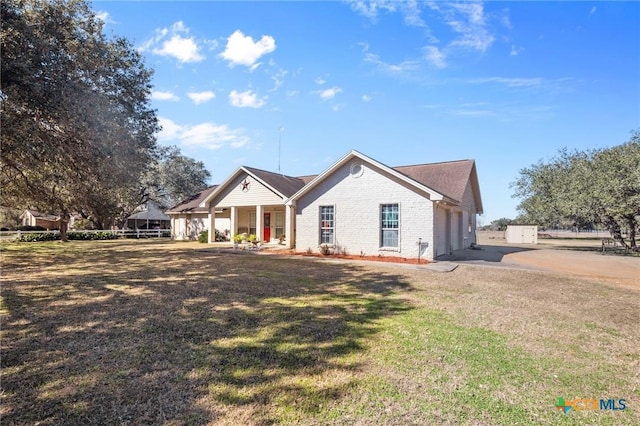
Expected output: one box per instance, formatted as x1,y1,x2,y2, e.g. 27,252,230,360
171,214,229,240
460,181,478,246
506,225,538,244
214,174,283,207
434,206,449,257
451,210,463,251
295,160,434,259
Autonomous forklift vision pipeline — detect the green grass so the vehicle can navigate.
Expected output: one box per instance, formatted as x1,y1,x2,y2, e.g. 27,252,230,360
317,308,636,425
1,240,638,425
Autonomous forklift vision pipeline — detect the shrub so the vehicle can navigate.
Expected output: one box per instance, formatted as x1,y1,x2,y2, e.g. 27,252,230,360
67,231,119,240
319,244,333,255
16,232,59,242
198,230,208,243
17,225,47,232
215,229,226,242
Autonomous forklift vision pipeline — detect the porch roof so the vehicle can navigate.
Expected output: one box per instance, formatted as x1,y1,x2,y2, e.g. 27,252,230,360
166,185,218,214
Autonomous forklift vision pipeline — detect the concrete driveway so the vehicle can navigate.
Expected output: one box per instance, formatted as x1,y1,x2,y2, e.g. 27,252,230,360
437,243,640,289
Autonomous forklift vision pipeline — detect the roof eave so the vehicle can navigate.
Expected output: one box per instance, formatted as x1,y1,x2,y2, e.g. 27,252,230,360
286,149,449,204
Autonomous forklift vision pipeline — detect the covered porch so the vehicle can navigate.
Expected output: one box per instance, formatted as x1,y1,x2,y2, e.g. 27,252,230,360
207,203,295,248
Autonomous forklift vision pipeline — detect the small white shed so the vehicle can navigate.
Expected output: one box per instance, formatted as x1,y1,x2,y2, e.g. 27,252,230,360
505,225,538,244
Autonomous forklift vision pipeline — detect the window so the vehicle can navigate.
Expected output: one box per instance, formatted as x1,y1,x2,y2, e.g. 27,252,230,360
319,206,334,244
275,211,284,238
248,212,256,235
380,204,399,248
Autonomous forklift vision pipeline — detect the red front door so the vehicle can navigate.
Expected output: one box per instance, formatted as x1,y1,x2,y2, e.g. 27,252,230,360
263,213,271,242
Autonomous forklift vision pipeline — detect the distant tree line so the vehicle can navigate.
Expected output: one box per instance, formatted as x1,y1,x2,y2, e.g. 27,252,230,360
1,0,209,239
511,131,640,250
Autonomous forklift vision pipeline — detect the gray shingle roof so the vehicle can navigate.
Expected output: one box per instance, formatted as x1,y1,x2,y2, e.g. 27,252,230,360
393,159,483,213
166,185,218,214
243,167,309,198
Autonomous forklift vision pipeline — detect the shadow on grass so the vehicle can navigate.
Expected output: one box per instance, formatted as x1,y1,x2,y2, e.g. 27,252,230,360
437,245,534,262
1,241,413,424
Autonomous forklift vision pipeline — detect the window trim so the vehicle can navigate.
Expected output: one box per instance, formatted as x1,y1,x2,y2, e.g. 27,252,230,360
380,203,400,250
319,205,335,246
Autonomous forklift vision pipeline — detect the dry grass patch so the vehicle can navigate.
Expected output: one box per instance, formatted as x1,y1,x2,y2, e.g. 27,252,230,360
1,240,411,424
2,240,639,425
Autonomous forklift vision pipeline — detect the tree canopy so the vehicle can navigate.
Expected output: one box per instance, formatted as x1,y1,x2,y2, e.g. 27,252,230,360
0,0,212,235
511,131,640,250
143,146,212,211
1,0,160,237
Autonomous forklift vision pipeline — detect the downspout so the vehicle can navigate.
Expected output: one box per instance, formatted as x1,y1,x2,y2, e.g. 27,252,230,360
434,201,440,258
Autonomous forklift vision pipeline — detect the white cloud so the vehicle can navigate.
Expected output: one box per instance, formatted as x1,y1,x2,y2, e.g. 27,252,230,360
446,102,557,121
347,0,425,27
269,69,288,92
362,94,372,102
95,11,115,25
466,77,544,88
152,90,180,101
510,45,524,56
364,51,420,73
315,77,327,85
187,91,216,105
157,117,249,149
424,46,447,68
446,3,495,52
142,21,205,63
590,6,597,15
319,87,342,100
347,0,396,21
220,30,276,69
153,35,204,63
355,1,502,71
229,90,267,108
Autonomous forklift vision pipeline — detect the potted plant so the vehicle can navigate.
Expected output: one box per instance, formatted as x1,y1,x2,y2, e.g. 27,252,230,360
233,233,243,249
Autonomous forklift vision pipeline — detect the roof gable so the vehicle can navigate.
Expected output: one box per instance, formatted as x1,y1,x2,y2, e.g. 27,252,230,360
200,166,308,208
287,150,454,204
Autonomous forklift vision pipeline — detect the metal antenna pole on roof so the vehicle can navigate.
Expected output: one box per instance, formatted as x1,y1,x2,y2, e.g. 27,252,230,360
278,125,284,174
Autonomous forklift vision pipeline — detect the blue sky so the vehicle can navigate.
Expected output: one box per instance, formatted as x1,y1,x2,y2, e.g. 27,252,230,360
93,1,640,223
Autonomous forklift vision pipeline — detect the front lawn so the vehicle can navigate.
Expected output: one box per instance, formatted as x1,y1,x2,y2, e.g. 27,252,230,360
1,240,638,424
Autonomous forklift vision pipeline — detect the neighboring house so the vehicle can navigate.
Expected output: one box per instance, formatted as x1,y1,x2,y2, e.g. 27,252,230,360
125,201,171,230
195,150,483,260
21,210,62,230
165,185,231,241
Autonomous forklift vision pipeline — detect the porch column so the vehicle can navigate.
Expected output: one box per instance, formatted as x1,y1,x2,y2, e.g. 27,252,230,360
285,203,295,249
256,204,263,241
207,204,216,243
230,206,237,238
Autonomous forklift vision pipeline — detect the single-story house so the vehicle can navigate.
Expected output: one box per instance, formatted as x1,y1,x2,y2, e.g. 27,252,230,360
125,201,171,230
21,210,62,230
193,150,482,260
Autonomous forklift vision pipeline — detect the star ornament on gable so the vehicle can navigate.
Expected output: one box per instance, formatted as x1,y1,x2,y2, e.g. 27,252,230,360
241,179,250,192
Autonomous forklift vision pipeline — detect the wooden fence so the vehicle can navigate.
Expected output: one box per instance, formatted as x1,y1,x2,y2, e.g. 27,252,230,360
0,229,171,241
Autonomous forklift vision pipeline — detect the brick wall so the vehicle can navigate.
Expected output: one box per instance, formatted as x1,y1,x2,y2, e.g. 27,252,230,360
295,160,435,259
